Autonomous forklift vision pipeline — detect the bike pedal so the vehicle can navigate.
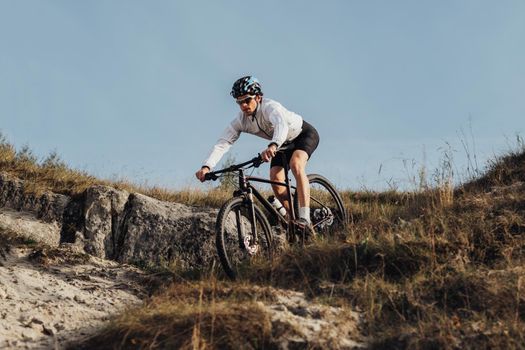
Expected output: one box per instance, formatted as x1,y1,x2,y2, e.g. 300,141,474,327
292,219,316,241
293,219,311,230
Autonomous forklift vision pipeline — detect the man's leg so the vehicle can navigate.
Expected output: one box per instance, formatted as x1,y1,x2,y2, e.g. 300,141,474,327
289,150,310,222
270,166,291,215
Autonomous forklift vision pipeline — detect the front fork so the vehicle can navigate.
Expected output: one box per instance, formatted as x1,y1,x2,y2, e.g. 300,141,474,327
234,178,258,251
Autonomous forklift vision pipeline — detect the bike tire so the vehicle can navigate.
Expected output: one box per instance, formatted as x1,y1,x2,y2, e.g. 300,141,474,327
216,196,273,280
294,174,347,236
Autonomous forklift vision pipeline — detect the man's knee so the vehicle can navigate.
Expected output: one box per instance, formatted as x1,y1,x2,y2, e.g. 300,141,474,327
290,152,308,176
290,163,304,177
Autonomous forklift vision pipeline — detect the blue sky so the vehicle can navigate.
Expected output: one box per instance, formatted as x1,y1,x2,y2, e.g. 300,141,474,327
1,1,524,190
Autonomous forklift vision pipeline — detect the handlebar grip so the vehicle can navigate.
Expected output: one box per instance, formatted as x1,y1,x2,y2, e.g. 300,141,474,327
204,173,218,181
253,154,263,168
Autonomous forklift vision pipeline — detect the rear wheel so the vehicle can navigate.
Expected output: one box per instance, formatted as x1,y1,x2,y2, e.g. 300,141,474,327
216,196,273,280
294,174,347,236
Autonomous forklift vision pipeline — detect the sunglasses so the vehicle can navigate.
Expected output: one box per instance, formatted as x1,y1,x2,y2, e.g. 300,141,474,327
236,95,256,105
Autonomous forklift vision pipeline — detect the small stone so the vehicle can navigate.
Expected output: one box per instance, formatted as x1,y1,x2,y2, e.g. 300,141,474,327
31,317,44,325
21,330,37,341
18,315,29,325
73,295,86,304
42,325,54,336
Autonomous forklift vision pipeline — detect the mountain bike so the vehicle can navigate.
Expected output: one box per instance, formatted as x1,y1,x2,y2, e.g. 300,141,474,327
204,146,346,280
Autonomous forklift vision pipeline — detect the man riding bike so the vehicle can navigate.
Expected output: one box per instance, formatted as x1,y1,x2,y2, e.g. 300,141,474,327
195,76,320,228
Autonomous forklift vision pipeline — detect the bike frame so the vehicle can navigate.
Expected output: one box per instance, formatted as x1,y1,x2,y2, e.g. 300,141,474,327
235,162,297,232
207,150,335,243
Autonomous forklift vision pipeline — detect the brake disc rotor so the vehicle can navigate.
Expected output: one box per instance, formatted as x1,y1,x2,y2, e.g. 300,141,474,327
243,235,259,255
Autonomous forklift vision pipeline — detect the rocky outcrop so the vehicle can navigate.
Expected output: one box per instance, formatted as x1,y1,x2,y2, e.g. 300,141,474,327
0,173,70,224
0,172,218,269
82,185,130,259
114,193,217,269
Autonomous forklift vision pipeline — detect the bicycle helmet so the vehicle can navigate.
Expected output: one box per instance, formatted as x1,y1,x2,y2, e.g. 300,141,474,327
230,76,263,98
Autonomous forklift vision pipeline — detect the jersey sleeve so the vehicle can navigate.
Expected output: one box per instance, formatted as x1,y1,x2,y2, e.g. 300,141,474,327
266,104,289,148
202,118,242,169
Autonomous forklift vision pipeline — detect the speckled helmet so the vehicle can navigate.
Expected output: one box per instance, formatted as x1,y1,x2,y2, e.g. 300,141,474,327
230,76,263,98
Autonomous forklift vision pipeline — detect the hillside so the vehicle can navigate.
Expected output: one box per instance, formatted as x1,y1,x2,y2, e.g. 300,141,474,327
1,137,525,349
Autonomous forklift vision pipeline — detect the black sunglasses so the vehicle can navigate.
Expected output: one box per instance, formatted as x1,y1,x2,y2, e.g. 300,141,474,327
236,96,255,105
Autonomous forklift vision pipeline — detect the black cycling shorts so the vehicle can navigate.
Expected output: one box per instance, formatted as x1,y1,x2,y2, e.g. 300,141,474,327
270,120,320,168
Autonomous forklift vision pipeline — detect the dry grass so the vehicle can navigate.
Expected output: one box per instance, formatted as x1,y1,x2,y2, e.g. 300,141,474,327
76,280,276,350
242,146,525,349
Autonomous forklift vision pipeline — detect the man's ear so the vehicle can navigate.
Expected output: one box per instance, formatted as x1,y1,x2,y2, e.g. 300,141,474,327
256,95,262,102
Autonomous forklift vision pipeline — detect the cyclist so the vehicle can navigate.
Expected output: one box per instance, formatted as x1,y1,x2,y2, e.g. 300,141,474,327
195,76,320,227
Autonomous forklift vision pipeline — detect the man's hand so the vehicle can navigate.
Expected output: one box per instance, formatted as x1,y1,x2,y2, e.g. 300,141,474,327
261,144,277,162
195,166,210,182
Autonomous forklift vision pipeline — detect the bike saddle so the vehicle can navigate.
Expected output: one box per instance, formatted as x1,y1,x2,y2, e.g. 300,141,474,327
277,142,295,152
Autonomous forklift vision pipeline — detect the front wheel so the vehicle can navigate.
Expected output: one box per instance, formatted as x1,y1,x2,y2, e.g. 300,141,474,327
294,174,347,236
216,196,273,280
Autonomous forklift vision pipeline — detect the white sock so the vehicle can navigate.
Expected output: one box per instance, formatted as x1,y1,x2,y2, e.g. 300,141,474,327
299,207,310,223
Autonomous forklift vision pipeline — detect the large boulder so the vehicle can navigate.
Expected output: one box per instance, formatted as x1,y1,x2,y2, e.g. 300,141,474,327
113,193,217,269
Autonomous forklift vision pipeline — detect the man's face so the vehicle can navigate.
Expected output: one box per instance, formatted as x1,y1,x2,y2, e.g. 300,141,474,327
236,94,261,116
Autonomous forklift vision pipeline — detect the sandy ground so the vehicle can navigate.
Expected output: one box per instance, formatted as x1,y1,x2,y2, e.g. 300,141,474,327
261,289,365,349
0,243,146,349
0,209,61,248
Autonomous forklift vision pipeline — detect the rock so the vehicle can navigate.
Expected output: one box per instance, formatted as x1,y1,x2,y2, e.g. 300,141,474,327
73,295,86,304
31,317,44,325
1,172,222,269
42,324,54,336
0,172,69,224
83,185,129,258
113,193,217,269
0,286,7,299
21,329,38,341
0,173,68,247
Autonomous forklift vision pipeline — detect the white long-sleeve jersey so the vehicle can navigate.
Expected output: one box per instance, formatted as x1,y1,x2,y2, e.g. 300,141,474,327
202,98,303,169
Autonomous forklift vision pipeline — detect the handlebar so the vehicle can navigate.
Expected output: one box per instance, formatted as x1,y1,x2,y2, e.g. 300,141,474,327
203,144,295,182
204,154,263,181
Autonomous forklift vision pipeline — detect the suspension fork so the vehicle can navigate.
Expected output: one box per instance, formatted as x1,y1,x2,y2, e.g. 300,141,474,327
247,188,258,243
237,169,258,246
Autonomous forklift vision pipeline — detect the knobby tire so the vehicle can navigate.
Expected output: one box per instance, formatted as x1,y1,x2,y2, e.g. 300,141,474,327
216,196,273,280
